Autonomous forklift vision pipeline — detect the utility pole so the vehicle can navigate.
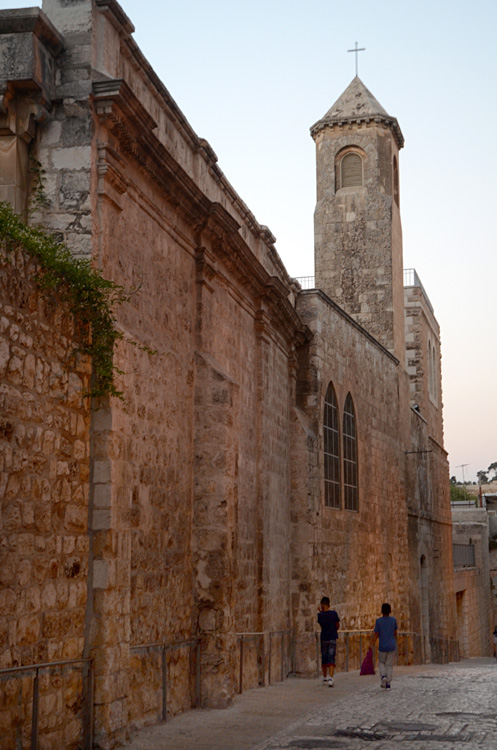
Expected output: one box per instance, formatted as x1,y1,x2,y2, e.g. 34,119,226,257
456,463,470,484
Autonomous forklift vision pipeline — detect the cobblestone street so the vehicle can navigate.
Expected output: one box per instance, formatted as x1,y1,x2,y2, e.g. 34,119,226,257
124,659,497,749
254,660,497,749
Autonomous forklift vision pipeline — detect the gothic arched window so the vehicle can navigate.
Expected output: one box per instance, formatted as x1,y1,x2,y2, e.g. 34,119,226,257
343,393,358,511
341,152,363,188
324,382,340,509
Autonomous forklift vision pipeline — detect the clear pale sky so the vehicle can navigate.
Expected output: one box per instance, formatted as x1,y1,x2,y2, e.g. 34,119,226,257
3,0,496,482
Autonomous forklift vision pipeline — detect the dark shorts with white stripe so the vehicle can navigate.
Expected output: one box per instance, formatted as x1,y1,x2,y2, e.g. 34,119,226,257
321,639,337,666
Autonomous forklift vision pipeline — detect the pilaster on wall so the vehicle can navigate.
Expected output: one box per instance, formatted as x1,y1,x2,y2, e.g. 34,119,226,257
86,401,131,749
254,306,271,634
193,351,239,708
42,0,93,35
34,0,95,257
289,402,320,675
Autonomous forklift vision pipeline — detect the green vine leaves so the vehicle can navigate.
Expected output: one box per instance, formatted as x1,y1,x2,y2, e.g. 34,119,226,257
0,201,131,399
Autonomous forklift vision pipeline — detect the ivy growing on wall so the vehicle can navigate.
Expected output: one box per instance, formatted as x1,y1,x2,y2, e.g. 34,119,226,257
0,201,128,399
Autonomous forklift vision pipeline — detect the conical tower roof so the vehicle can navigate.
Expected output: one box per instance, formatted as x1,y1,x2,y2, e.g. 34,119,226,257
310,76,404,149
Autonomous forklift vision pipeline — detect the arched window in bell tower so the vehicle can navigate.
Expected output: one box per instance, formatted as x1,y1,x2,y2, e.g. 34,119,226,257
338,150,364,189
393,155,400,206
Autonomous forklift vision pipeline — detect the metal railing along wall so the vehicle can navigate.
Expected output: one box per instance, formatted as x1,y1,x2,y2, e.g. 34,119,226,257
314,630,422,673
2,631,459,744
0,657,94,750
295,275,316,290
130,638,201,723
430,636,460,664
450,500,477,508
236,630,292,694
313,630,459,673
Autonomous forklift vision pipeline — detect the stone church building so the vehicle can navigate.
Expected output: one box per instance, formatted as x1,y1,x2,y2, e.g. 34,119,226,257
0,1,457,747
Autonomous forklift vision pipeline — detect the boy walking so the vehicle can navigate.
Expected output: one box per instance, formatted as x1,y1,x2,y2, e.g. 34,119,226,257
369,602,397,689
318,596,340,687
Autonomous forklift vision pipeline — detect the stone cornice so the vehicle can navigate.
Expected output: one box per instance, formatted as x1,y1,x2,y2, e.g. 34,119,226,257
93,78,211,228
94,0,134,36
93,78,157,132
0,8,63,55
93,2,290,284
200,207,311,348
311,115,404,150
93,79,309,348
0,8,63,111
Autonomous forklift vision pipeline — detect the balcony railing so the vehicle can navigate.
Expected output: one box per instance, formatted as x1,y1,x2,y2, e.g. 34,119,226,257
453,543,476,568
403,268,434,313
295,275,316,290
295,269,434,314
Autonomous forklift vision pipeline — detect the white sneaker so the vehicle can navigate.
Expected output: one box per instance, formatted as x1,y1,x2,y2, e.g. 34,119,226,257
328,677,334,687
380,676,387,689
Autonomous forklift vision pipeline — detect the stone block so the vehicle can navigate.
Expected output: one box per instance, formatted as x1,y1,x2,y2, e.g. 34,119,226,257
41,582,57,609
94,483,111,508
0,338,9,378
17,613,40,644
51,146,91,171
92,508,111,530
93,559,108,589
94,460,111,484
43,0,93,35
64,505,87,533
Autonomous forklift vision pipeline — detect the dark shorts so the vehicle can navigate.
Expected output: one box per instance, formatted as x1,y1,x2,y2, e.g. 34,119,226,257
321,639,337,666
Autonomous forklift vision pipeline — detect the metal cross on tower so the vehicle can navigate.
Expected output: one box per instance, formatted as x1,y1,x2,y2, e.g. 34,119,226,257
347,41,366,76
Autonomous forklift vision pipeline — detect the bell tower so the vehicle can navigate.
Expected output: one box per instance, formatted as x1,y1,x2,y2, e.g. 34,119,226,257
311,77,405,361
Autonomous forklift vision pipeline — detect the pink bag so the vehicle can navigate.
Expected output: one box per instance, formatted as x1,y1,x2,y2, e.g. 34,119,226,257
360,648,375,675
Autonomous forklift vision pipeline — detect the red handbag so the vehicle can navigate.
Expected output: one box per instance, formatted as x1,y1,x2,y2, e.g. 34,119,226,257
360,648,375,675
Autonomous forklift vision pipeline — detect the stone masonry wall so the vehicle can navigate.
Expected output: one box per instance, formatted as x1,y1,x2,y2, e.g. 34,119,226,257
88,136,198,740
0,1,458,746
452,509,493,657
0,245,91,749
405,408,455,645
404,284,444,445
9,1,305,743
81,2,305,738
293,290,411,671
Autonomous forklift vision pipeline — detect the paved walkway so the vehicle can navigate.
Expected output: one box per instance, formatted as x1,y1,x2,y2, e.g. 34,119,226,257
123,659,497,749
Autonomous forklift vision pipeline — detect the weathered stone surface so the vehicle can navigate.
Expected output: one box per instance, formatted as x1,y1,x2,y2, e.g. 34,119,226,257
0,246,90,746
0,1,456,749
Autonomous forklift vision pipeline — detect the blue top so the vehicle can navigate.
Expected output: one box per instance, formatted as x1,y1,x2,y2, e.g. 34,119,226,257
374,615,398,652
318,610,340,641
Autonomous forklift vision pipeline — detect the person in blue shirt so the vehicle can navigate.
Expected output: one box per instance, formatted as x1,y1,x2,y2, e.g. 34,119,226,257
369,602,397,689
318,596,340,687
